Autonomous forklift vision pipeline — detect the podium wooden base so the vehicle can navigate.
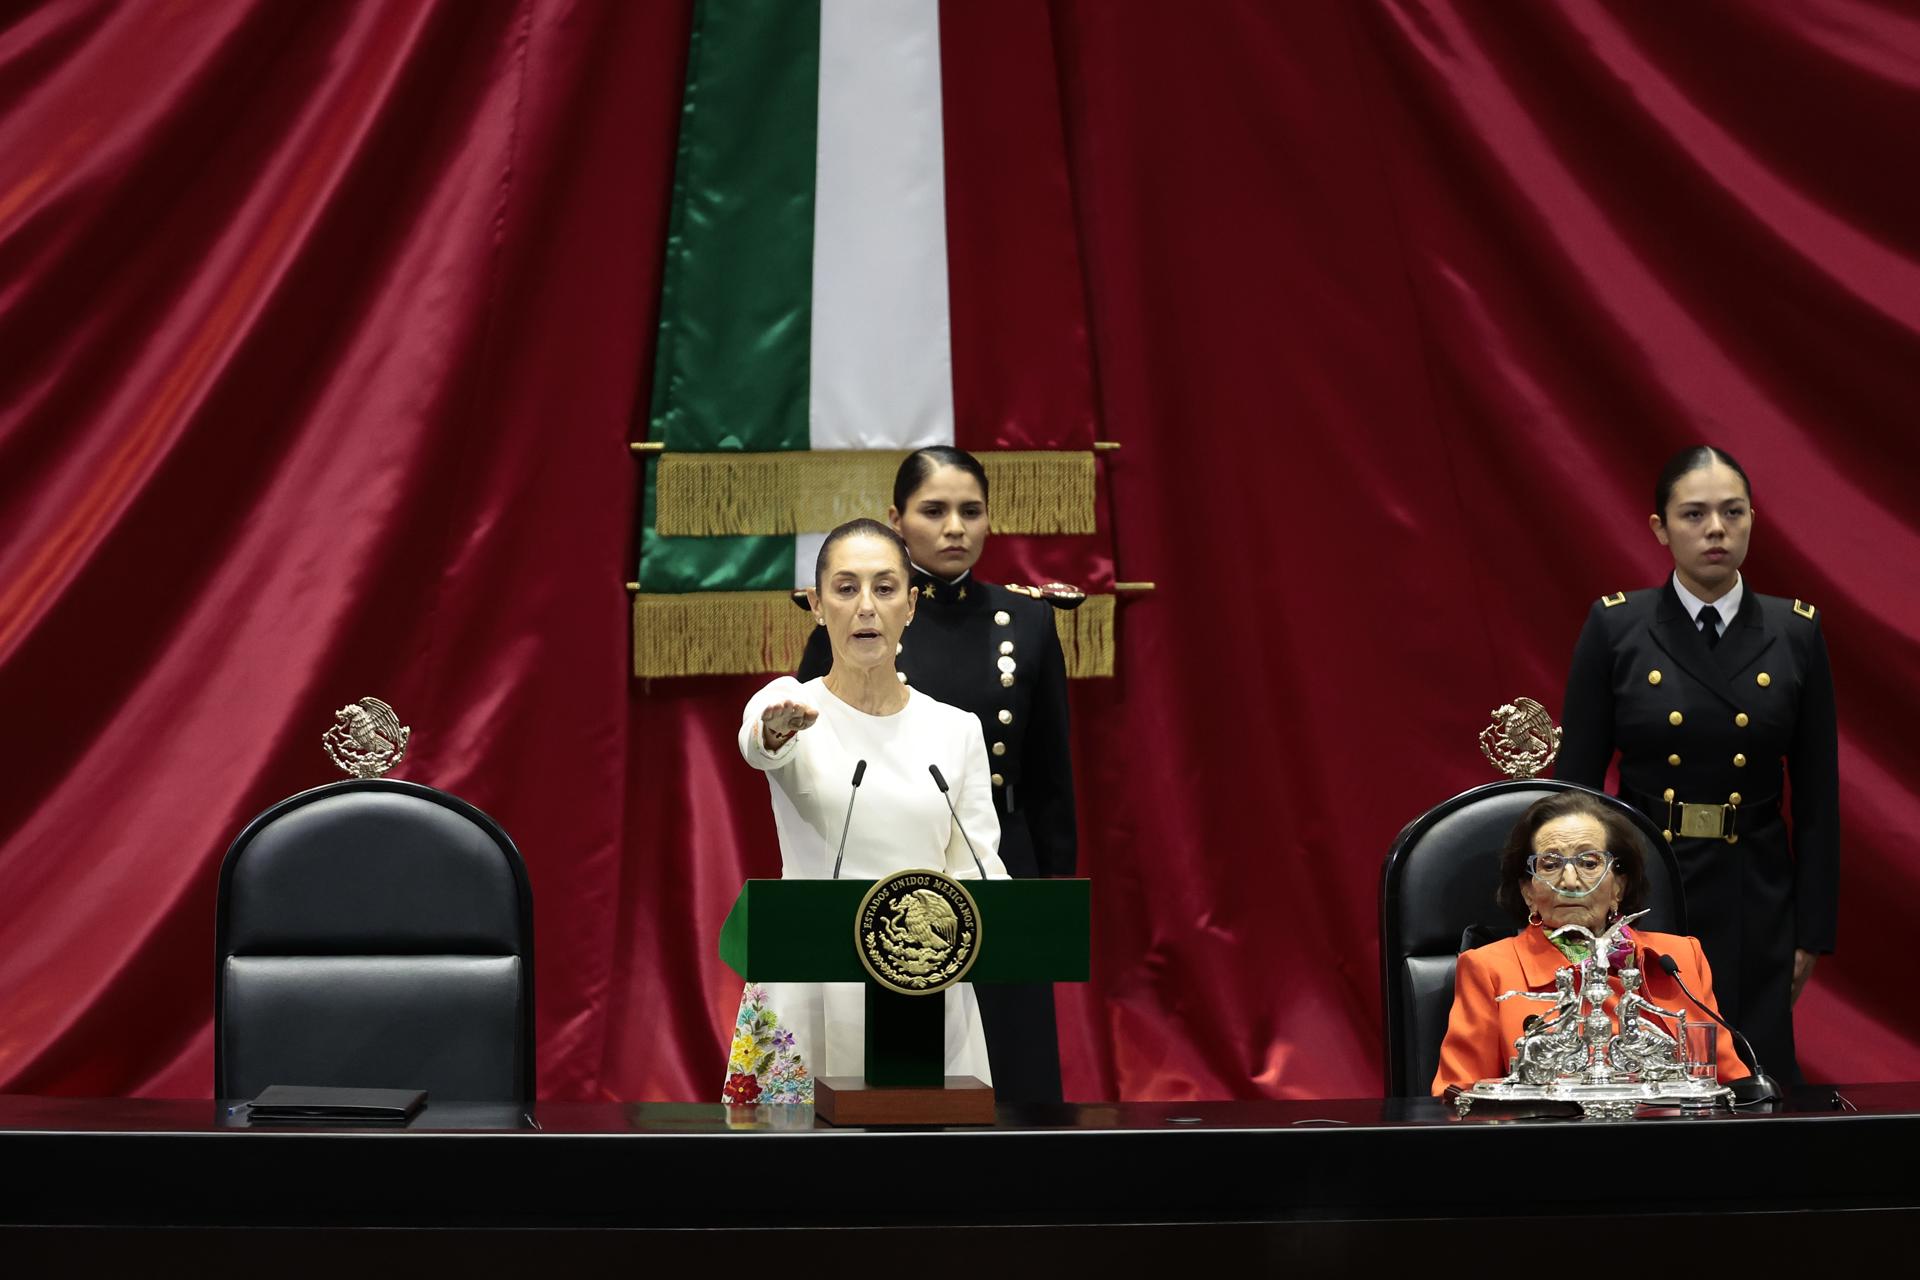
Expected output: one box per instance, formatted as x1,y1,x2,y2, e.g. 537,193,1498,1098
814,1076,996,1127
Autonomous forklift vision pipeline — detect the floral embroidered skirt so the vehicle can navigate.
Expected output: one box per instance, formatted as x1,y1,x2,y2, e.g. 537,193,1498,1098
721,980,993,1106
724,983,814,1105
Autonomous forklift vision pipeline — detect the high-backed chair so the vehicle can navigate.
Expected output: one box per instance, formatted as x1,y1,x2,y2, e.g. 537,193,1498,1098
1379,779,1685,1096
215,779,534,1101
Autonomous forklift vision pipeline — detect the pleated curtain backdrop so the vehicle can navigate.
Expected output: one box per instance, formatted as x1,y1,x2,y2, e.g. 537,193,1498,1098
1,0,1915,1100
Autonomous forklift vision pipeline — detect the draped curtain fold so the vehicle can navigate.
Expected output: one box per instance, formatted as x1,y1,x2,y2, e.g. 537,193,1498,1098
1,0,1914,1100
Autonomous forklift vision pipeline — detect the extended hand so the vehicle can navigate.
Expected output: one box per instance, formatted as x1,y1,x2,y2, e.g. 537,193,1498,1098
1791,948,1818,1005
760,700,818,749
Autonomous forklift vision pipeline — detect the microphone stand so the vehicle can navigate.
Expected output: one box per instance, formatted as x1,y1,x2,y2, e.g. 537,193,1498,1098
927,764,990,879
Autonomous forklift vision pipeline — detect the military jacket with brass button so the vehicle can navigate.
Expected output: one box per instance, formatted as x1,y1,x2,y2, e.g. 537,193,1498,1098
1556,582,1839,952
1554,578,1839,1071
798,571,1076,878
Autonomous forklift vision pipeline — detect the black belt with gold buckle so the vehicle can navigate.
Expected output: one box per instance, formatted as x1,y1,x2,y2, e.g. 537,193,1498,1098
1626,789,1781,845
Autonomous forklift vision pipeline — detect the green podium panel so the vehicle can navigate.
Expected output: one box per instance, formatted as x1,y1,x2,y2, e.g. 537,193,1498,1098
719,878,1090,984
719,877,1090,1103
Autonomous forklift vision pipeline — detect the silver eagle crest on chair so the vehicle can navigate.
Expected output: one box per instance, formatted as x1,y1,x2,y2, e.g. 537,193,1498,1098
322,697,411,779
1478,697,1562,779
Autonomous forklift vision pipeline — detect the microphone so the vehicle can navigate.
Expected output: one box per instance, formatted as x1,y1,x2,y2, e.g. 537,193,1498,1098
1646,949,1782,1105
927,764,990,880
830,760,867,880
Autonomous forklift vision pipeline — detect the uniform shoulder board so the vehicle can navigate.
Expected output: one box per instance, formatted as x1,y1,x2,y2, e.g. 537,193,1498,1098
1793,599,1816,620
1600,591,1627,608
1007,582,1087,612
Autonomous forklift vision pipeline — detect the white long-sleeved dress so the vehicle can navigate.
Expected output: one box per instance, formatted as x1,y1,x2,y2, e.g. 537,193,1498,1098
725,676,1006,1104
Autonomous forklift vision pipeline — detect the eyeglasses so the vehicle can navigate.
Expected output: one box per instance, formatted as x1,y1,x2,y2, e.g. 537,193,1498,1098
1526,851,1614,880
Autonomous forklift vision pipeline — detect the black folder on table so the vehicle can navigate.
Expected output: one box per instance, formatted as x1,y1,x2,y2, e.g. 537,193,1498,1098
247,1085,428,1125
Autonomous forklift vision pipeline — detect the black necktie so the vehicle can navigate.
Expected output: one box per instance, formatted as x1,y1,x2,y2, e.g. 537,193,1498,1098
1698,605,1721,649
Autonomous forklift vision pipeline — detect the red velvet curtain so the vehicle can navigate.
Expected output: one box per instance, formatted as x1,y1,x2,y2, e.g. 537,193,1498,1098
3,0,1915,1101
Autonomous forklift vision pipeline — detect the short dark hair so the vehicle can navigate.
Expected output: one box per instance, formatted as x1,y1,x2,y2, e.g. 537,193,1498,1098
1653,444,1751,519
892,446,989,514
1495,791,1650,923
815,518,912,588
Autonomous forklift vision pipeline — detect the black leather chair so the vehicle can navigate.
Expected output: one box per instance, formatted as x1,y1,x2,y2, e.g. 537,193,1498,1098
215,779,534,1101
1379,779,1686,1096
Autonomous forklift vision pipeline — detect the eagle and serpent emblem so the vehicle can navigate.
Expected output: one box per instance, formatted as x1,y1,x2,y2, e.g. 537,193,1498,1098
321,696,411,779
1478,696,1562,780
856,871,981,996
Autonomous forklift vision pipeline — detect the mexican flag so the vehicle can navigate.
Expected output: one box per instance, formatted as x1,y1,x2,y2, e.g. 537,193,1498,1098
633,0,1115,677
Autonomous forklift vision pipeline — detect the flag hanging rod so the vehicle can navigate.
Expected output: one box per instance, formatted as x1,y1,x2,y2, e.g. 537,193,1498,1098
628,581,1153,595
632,441,1119,453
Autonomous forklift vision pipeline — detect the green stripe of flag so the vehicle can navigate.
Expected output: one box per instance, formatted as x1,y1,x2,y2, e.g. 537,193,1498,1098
641,0,822,591
639,457,794,591
648,0,819,451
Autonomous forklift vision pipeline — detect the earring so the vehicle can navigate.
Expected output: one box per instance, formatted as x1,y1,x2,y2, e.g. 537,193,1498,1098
814,616,824,626
1527,910,1542,927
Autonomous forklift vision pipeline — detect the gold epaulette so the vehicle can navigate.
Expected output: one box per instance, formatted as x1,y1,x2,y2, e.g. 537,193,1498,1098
1601,591,1627,607
1006,582,1087,612
1793,599,1816,620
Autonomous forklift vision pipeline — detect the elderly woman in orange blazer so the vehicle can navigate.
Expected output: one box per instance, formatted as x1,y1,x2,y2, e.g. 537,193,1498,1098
1432,791,1751,1094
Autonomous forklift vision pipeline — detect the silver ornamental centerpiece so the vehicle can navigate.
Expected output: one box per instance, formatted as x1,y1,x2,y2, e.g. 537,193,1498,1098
322,697,411,779
1453,911,1733,1119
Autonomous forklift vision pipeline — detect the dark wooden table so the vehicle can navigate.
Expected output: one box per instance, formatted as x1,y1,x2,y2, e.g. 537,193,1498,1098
4,1087,1915,1269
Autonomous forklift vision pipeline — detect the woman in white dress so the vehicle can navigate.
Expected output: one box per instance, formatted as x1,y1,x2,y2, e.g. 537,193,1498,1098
724,518,1007,1106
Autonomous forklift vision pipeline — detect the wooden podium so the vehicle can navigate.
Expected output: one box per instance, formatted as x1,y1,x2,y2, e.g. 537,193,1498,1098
719,877,1090,1125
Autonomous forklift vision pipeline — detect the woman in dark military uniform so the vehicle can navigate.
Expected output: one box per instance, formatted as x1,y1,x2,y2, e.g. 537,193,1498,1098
798,446,1076,1104
1556,445,1838,1083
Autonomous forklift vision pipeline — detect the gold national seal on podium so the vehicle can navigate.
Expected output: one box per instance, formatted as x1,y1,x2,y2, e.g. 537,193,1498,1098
856,870,982,996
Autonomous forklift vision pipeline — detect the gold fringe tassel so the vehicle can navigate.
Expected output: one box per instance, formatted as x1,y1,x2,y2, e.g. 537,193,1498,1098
633,592,1118,679
1054,594,1115,679
654,450,1096,536
632,592,815,678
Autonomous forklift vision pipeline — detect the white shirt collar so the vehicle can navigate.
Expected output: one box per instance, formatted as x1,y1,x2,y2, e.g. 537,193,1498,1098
1670,571,1742,631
